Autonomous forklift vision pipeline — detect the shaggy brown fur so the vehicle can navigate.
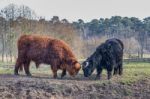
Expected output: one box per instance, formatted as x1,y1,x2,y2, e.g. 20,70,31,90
14,34,81,78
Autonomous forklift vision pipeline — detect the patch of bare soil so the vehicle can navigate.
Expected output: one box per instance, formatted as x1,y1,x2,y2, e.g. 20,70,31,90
0,74,150,99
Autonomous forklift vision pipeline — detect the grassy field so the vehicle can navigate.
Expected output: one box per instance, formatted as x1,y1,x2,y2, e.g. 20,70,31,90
0,61,150,83
0,61,150,98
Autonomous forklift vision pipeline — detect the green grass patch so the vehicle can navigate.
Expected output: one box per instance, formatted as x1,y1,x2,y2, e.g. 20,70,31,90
0,61,150,84
118,62,150,84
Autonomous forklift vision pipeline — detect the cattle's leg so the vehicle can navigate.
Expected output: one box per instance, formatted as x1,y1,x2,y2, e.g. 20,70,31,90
118,56,123,75
95,67,103,80
118,63,123,75
113,67,119,75
35,62,40,69
24,60,31,76
107,71,112,80
14,58,23,75
107,65,113,80
51,66,58,78
61,69,66,78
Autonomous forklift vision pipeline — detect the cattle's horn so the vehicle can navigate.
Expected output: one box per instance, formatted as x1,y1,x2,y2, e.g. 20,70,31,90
84,61,89,68
75,63,81,70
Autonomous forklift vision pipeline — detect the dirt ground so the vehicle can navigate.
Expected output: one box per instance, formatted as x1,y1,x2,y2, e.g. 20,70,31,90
0,74,150,99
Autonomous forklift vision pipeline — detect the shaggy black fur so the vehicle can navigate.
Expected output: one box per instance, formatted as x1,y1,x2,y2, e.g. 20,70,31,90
82,38,124,80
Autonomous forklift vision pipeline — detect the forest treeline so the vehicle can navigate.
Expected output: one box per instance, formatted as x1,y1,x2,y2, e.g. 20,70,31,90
0,4,150,62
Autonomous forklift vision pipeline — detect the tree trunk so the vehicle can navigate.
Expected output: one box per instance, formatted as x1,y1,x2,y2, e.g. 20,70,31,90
1,34,5,62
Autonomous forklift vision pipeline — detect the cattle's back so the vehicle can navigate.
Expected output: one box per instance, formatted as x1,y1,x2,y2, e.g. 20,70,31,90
105,38,124,50
95,38,123,63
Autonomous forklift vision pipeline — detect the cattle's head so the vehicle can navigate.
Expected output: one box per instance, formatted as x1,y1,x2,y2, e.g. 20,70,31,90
82,59,95,77
67,58,81,77
82,53,102,77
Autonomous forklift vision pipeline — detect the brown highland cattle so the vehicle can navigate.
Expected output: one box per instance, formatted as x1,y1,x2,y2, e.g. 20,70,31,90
14,34,81,78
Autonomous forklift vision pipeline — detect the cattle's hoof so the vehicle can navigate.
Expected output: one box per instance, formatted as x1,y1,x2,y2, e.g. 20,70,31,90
95,76,101,80
61,75,66,79
119,73,123,76
95,78,101,80
107,77,112,80
60,76,64,79
113,73,117,75
27,74,32,77
69,76,75,80
14,72,19,76
53,76,58,79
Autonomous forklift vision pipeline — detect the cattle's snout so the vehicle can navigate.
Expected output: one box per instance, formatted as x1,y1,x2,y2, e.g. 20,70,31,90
67,62,81,77
82,62,92,77
82,68,90,77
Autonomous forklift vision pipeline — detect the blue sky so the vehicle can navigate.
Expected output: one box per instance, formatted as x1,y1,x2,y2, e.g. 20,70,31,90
0,0,150,22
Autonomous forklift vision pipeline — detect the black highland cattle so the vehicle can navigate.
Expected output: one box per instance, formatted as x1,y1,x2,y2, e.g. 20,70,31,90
82,38,124,80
